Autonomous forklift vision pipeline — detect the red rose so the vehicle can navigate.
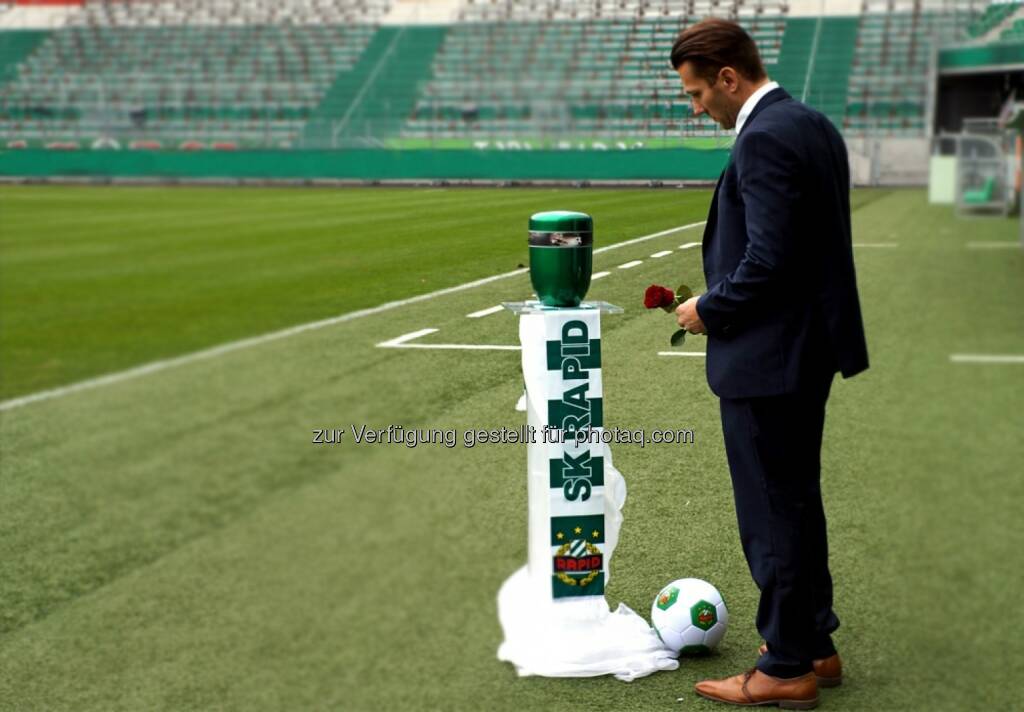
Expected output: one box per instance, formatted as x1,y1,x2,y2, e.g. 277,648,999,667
644,285,675,310
645,282,696,347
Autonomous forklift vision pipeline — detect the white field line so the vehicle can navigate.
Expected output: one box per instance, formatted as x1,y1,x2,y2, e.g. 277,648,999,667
658,351,707,357
949,354,1024,364
466,305,504,318
380,343,521,351
376,328,439,347
670,241,895,252
618,260,643,270
378,329,518,351
0,221,705,413
966,242,1020,250
593,221,705,255
651,250,673,258
591,271,611,280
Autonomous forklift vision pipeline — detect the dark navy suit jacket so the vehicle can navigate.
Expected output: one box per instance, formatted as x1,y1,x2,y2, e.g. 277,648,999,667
696,88,869,399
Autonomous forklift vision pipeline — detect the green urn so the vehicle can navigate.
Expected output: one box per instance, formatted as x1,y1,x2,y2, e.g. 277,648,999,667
528,211,593,307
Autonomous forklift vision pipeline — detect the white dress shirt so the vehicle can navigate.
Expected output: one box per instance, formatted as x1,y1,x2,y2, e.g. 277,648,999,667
735,80,780,135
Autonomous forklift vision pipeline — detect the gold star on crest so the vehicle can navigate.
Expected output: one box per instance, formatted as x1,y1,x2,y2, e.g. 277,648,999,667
574,526,583,535
592,530,600,539
556,531,564,540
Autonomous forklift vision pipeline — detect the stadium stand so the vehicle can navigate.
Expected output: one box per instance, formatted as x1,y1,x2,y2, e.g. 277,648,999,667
843,0,986,136
0,0,998,150
404,4,790,145
455,0,786,22
777,16,859,131
65,0,392,27
303,25,447,147
0,28,45,84
1,24,379,148
1002,15,1024,38
966,0,1021,37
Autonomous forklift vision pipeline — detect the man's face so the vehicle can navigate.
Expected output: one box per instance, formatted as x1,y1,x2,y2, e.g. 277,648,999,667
676,62,740,130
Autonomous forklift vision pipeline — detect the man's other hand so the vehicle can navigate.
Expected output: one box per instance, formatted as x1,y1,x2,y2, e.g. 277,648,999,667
675,296,707,334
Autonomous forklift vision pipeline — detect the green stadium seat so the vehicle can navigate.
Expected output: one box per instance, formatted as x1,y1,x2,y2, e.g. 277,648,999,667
964,176,996,204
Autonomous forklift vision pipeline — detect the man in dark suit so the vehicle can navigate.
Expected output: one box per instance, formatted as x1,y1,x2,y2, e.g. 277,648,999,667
669,18,869,710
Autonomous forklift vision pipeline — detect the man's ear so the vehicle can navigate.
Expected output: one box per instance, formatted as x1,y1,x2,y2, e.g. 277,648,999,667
720,67,740,93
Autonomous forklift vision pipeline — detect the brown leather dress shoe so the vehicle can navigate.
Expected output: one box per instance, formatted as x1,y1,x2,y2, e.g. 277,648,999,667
758,644,843,688
694,668,818,709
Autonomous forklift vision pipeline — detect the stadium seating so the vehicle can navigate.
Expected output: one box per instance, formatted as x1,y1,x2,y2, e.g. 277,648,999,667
963,174,996,203
404,0,986,145
456,0,787,22
843,1,987,136
0,29,45,84
403,13,788,144
0,0,996,149
0,23,378,148
1002,16,1024,39
66,0,392,27
302,25,448,147
968,0,1020,37
0,0,391,149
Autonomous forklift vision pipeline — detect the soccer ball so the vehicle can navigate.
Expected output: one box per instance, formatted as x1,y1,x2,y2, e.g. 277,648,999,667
650,578,729,655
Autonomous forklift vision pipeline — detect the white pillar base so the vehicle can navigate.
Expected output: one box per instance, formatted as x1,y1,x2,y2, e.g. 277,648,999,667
497,442,678,681
497,565,679,681
496,304,677,681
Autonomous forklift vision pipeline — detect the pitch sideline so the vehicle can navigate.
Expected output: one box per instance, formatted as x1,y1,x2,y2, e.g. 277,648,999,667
0,220,707,413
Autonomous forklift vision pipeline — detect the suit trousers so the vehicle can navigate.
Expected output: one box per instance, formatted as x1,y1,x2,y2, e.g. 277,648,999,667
718,373,839,678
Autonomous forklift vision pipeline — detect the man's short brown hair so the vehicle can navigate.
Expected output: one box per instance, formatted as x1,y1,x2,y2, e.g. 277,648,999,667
669,18,767,83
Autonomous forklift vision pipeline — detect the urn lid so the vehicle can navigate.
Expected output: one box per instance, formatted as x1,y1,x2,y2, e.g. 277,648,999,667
529,210,593,233
528,211,593,246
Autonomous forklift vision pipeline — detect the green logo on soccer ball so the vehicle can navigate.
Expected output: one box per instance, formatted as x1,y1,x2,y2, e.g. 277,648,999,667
691,600,717,631
656,586,679,610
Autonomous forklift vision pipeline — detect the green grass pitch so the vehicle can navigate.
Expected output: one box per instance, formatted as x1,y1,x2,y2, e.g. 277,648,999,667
0,185,1022,710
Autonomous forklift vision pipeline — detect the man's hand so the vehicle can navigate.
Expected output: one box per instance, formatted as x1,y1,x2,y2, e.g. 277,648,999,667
675,296,707,335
